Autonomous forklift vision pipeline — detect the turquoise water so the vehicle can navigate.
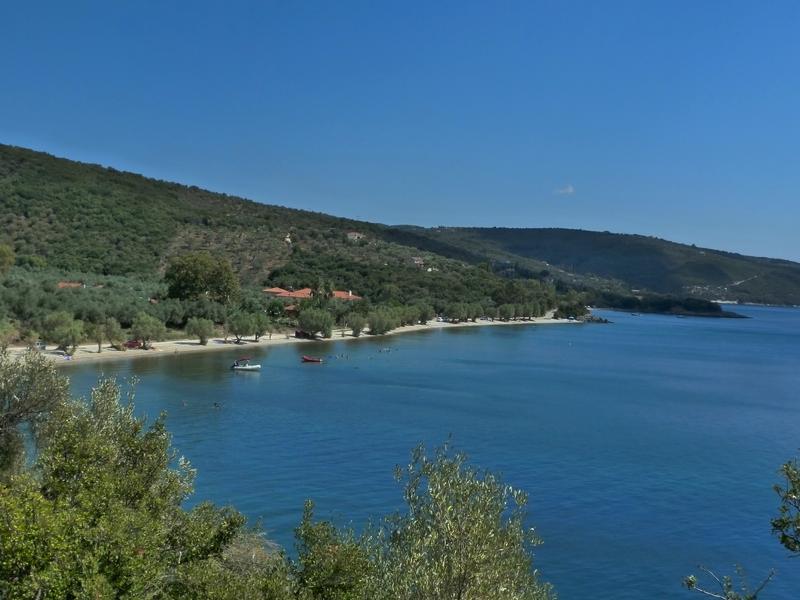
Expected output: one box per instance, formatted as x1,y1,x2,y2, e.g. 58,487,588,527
66,306,800,598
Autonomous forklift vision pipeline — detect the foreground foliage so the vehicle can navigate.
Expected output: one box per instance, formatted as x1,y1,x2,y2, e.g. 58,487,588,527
684,566,774,600
684,456,800,599
0,351,69,475
772,458,800,555
364,445,553,600
0,355,249,598
0,353,554,599
401,226,800,305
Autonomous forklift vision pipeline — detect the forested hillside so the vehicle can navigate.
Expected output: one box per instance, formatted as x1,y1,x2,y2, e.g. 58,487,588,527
0,144,582,347
0,144,519,307
392,227,800,305
2,142,788,317
0,144,392,278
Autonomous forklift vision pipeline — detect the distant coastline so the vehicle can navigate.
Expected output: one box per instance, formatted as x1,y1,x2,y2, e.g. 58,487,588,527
598,306,747,319
8,314,581,368
713,300,800,309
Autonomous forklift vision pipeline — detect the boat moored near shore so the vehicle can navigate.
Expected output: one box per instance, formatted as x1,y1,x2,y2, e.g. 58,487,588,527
231,357,261,371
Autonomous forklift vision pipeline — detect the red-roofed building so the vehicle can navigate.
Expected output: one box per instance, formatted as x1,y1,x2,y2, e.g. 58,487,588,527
281,288,313,299
262,287,313,299
331,290,362,301
262,287,289,297
263,286,362,302
57,281,84,289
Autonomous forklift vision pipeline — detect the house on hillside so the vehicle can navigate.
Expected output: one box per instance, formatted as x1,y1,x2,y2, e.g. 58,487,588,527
331,290,362,301
346,231,365,242
57,281,84,289
275,288,313,300
263,287,290,297
262,287,362,302
411,256,425,268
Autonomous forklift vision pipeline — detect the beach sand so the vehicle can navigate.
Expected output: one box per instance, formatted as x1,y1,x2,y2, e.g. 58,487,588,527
7,312,579,367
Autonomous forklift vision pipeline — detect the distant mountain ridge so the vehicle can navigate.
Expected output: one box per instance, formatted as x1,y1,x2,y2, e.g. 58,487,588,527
389,227,800,306
1,143,798,305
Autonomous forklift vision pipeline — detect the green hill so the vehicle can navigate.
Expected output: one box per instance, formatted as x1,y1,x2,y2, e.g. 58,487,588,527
391,227,800,305
1,143,794,314
0,144,523,312
1,143,377,278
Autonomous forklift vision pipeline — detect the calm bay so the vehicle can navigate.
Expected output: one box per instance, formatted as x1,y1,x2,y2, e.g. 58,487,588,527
65,306,800,598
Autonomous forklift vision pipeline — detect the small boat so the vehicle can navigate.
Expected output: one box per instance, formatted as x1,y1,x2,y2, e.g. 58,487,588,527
231,357,261,371
302,355,323,363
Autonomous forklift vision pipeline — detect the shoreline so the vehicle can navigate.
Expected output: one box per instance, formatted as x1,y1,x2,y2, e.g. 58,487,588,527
7,314,580,368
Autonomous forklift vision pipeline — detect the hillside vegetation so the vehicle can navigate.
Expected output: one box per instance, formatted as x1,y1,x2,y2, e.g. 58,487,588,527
0,144,515,307
0,142,785,320
1,144,391,279
393,227,800,305
1,144,583,349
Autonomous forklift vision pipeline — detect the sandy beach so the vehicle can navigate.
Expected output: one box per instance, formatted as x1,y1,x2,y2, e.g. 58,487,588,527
7,312,579,367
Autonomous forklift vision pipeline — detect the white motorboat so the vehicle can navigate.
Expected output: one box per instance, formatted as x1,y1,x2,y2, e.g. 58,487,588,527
231,357,261,371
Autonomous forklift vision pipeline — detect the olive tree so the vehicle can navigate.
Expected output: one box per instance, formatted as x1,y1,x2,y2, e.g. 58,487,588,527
347,313,366,337
0,376,254,598
293,501,373,600
398,305,420,327
170,535,294,600
104,317,124,350
227,312,254,343
84,320,105,353
186,317,214,346
252,313,270,342
416,304,435,324
498,304,516,321
131,312,167,350
366,310,397,335
773,457,800,554
298,309,333,339
42,311,84,355
0,351,69,477
684,567,774,599
363,444,554,600
684,456,800,599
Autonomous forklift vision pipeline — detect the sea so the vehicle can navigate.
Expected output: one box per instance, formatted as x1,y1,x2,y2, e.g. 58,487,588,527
65,306,800,598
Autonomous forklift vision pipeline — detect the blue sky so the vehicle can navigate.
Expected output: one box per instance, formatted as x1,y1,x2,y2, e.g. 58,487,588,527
1,1,798,260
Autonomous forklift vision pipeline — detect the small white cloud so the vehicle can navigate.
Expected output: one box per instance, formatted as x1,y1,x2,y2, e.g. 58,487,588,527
554,184,575,196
